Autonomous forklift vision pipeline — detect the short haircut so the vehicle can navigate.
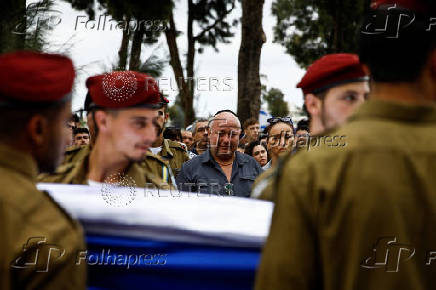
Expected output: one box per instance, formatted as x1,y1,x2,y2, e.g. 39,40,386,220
243,117,259,129
244,140,266,156
163,127,182,142
73,127,89,136
359,6,436,82
192,118,209,134
296,119,309,132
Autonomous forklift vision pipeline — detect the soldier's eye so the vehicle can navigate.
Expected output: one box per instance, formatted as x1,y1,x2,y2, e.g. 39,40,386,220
343,94,358,102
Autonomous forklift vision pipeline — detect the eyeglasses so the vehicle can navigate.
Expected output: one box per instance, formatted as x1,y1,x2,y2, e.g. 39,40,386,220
267,117,293,126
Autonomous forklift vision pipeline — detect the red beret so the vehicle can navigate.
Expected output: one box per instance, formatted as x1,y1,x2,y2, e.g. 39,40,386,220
297,53,369,95
0,51,74,105
371,0,432,14
86,71,163,109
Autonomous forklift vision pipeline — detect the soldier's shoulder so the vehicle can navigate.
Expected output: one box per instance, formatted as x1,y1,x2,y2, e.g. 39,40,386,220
143,169,173,190
37,161,76,183
65,144,86,154
143,151,168,164
166,139,187,152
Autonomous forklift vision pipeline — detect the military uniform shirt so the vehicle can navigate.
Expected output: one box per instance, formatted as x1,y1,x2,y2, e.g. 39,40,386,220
255,99,436,290
0,144,86,289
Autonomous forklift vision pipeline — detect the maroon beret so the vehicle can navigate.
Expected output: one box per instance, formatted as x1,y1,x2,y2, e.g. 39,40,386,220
86,71,163,109
297,53,369,95
0,51,75,105
371,0,432,13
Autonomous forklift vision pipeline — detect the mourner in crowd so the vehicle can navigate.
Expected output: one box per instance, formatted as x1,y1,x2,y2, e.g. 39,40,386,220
176,110,262,197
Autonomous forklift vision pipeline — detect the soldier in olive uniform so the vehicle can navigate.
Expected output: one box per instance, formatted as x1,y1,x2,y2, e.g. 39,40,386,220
252,53,370,201
39,71,170,189
0,51,86,289
147,95,189,177
255,1,436,289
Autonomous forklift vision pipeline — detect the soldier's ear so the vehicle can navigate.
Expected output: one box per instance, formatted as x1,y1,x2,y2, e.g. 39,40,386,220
93,111,109,133
305,94,322,118
26,114,48,146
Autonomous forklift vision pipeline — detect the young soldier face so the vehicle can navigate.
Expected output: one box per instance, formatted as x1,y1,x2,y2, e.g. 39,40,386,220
97,108,159,162
37,100,73,173
320,82,370,131
155,106,169,131
74,133,90,146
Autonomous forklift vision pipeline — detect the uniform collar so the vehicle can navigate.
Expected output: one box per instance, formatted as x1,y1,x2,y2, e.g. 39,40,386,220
161,139,174,158
68,149,148,187
350,99,436,123
0,144,38,182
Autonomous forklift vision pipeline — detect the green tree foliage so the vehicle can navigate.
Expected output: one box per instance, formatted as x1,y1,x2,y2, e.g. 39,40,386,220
272,0,368,68
262,87,289,117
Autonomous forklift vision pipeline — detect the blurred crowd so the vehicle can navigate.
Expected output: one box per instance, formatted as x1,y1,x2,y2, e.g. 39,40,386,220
1,0,436,289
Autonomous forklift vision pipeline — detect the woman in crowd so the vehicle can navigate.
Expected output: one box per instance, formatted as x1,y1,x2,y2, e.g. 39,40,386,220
263,117,295,169
245,140,268,167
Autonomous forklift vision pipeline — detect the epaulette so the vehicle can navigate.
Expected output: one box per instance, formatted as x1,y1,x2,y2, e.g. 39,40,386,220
65,145,84,154
37,162,76,183
167,139,187,152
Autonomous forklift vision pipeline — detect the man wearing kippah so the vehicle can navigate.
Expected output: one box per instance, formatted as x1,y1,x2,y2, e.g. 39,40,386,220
298,53,370,135
39,71,169,189
0,51,86,289
256,0,436,289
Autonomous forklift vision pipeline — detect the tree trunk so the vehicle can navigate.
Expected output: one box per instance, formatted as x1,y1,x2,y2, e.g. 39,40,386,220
0,0,26,53
118,16,131,70
237,0,265,124
165,10,195,127
186,0,195,103
129,28,144,71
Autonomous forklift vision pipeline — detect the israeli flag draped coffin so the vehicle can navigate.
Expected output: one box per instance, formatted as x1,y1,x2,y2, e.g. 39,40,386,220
37,183,273,290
